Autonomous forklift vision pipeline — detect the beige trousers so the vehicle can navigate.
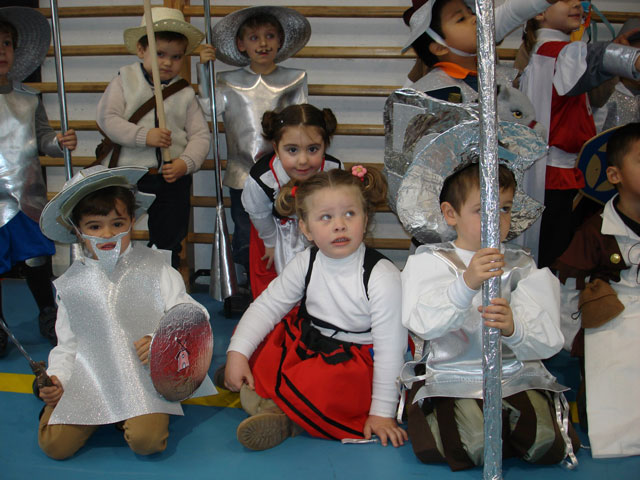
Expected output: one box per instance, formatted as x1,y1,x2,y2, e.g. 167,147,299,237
38,405,169,460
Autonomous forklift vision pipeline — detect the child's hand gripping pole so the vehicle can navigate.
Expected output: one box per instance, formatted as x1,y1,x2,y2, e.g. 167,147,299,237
143,0,172,169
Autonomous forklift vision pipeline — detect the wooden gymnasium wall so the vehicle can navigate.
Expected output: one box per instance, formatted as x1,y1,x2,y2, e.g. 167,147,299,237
32,0,640,284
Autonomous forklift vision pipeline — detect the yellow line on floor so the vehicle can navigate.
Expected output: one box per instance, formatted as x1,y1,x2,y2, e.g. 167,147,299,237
0,372,240,408
0,372,35,394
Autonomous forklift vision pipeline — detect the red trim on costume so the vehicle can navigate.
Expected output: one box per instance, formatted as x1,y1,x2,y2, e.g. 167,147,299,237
536,41,596,191
545,166,585,190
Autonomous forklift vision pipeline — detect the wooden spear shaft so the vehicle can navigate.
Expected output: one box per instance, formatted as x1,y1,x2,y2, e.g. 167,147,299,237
143,0,171,168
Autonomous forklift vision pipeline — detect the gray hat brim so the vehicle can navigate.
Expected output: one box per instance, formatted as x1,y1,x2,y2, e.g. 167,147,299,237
0,7,51,82
40,166,155,244
212,6,311,67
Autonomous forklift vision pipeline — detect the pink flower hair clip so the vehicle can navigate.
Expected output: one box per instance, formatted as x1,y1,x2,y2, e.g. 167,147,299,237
351,165,367,182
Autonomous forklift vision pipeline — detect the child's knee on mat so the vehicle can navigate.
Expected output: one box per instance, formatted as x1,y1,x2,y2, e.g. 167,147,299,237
123,414,169,455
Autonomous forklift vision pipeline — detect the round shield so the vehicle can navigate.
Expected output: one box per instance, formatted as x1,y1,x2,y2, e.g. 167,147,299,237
576,126,620,206
149,303,213,402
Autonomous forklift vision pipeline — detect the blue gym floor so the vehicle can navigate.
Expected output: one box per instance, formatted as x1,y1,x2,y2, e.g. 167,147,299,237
1,277,638,479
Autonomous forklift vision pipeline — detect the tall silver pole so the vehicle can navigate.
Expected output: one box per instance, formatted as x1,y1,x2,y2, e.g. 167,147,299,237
49,0,72,181
49,0,82,263
475,0,502,478
203,0,238,301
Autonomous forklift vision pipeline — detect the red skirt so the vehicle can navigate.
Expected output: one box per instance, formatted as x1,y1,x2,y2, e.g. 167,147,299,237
250,316,374,440
249,223,278,299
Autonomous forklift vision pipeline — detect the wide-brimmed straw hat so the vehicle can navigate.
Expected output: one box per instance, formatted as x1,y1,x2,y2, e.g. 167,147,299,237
212,6,311,67
123,7,204,55
40,166,156,244
0,7,51,82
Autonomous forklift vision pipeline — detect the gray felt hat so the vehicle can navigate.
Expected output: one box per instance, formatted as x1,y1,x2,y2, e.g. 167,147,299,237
40,166,155,244
211,6,311,67
0,7,51,82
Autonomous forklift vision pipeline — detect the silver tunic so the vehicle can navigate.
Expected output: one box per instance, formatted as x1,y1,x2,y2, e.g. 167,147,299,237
601,84,640,132
401,243,567,403
0,83,48,226
200,66,307,189
49,246,184,425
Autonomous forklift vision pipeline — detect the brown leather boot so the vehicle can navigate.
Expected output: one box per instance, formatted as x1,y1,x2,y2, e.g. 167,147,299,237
236,411,293,451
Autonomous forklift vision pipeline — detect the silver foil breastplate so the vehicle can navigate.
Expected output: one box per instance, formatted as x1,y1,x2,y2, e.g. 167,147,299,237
218,68,306,189
49,246,184,425
410,243,564,400
0,88,46,226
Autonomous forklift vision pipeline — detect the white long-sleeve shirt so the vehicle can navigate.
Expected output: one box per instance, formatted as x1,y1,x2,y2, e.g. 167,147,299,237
403,244,563,362
228,244,407,418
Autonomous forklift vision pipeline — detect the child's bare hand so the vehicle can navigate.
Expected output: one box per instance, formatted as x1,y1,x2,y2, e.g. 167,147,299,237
479,297,514,337
225,351,254,392
262,247,275,270
162,158,187,183
463,248,504,290
39,375,64,407
146,128,172,148
134,335,152,365
199,44,216,64
363,415,408,447
57,129,77,151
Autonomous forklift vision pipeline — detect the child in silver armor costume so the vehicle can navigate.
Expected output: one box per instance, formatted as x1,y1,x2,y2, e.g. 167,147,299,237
0,7,77,353
400,161,580,470
36,166,211,460
197,6,310,306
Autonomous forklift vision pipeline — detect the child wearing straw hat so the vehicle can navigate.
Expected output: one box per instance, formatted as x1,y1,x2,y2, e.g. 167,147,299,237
96,7,210,269
196,6,310,307
0,7,77,354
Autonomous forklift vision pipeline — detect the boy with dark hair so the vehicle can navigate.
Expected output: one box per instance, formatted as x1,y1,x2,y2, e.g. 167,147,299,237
0,7,77,353
96,7,210,269
37,166,213,459
554,122,640,458
399,123,578,469
402,0,559,99
197,6,310,304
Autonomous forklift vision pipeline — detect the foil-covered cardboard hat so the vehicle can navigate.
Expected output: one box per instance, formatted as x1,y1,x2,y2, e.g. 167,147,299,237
384,90,546,245
40,166,156,244
212,6,311,67
0,7,51,82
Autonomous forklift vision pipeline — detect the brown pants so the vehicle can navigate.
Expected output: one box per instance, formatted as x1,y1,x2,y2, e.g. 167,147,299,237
407,387,580,471
38,405,170,460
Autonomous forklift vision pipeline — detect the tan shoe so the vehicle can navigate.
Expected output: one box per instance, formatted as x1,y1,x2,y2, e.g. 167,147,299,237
236,412,293,451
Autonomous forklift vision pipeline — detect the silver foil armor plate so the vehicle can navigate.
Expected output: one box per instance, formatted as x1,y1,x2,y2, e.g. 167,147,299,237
0,88,48,226
216,67,307,189
150,303,213,402
49,246,183,425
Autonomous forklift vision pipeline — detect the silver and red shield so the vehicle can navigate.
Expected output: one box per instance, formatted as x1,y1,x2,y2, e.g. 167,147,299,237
149,303,213,401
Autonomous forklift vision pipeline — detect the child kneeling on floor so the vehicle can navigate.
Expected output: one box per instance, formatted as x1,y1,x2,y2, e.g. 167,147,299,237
401,160,580,470
36,166,212,460
225,168,408,450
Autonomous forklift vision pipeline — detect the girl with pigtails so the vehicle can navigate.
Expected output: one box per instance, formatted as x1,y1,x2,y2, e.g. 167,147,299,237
226,168,408,451
242,104,343,298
